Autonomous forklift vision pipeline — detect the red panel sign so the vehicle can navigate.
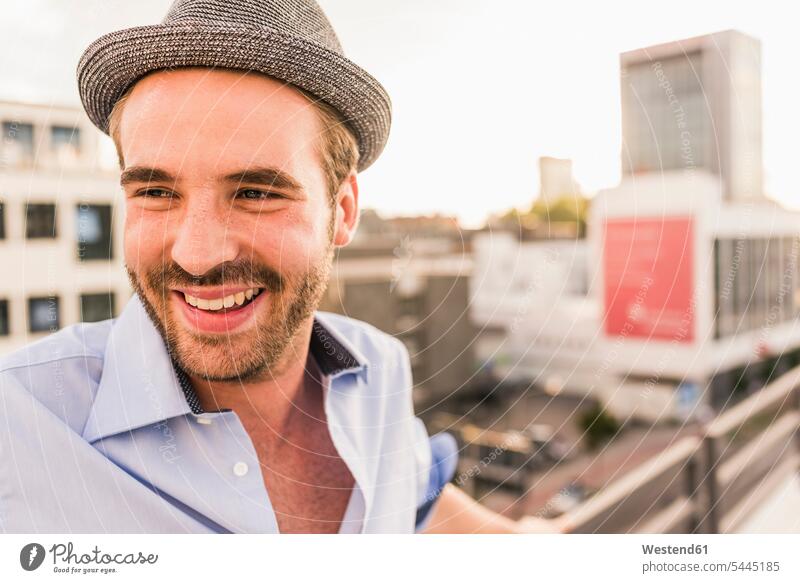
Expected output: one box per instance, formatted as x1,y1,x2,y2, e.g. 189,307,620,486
603,217,694,342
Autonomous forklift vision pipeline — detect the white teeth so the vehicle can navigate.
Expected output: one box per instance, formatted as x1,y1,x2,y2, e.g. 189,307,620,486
184,288,261,311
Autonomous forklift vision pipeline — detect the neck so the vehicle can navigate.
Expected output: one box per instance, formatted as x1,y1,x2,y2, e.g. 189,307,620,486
186,317,321,429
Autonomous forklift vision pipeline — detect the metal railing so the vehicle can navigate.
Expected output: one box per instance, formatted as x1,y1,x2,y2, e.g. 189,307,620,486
562,366,800,533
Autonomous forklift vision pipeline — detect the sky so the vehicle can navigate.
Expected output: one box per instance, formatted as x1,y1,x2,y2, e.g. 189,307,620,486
1,1,796,226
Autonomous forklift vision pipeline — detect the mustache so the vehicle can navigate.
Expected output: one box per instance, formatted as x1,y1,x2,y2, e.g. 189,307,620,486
142,259,285,293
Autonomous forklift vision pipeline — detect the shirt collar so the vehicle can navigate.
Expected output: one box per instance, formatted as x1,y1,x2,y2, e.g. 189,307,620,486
82,295,369,443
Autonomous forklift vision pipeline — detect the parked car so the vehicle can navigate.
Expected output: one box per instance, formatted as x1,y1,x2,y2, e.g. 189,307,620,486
522,424,572,463
542,481,593,517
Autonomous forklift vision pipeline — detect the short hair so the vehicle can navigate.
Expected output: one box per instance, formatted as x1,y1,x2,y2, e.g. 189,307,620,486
107,74,359,205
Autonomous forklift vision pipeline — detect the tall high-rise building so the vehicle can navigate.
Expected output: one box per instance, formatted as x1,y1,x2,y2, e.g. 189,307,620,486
620,30,763,202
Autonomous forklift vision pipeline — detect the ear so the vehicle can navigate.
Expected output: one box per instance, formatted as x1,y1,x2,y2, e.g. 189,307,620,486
332,170,359,247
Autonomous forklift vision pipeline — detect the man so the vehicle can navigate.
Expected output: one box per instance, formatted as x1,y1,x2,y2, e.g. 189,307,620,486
0,0,559,533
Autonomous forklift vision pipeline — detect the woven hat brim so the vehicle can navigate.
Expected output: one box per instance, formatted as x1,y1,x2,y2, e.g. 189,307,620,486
77,23,391,171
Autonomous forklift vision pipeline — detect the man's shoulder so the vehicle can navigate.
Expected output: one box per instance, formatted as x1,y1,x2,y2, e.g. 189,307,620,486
0,320,115,432
314,310,408,362
0,319,113,373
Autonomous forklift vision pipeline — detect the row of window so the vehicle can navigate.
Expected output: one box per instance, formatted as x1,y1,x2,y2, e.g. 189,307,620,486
1,121,81,161
622,53,710,174
713,237,800,339
0,201,113,260
0,293,116,337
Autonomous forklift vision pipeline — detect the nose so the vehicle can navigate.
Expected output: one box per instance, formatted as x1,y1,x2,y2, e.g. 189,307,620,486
170,199,240,276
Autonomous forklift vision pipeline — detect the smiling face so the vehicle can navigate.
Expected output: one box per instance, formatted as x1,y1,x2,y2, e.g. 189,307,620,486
117,68,358,382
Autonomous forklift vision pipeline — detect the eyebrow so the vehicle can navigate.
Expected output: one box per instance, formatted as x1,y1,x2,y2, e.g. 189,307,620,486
222,167,304,192
120,166,176,186
119,165,304,193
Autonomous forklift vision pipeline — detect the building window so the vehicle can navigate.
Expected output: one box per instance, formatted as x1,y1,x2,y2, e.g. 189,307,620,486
25,203,57,239
51,125,80,150
28,296,59,333
397,294,424,318
80,292,115,323
750,238,768,331
2,121,34,166
0,299,9,336
0,201,5,240
713,239,722,339
76,204,113,260
788,237,800,319
51,126,81,165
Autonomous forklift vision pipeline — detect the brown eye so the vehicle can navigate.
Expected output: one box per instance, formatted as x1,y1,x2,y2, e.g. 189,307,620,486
139,188,173,198
238,189,283,200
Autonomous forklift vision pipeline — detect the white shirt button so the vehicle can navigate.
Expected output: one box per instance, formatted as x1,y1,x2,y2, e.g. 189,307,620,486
196,417,213,425
233,462,249,477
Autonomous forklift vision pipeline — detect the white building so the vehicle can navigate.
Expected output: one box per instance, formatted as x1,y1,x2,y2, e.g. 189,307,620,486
589,171,800,422
0,100,129,354
470,233,600,388
473,174,800,423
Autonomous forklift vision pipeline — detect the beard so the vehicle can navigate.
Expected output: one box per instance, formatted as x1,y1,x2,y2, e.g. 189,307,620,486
126,245,334,383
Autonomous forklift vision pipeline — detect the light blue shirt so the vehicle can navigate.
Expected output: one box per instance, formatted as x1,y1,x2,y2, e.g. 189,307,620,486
0,296,457,533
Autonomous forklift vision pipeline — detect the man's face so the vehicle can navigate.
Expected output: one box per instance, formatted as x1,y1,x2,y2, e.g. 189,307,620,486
118,68,342,382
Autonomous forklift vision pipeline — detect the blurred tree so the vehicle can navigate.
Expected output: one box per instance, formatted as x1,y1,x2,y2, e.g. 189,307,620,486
529,195,589,238
578,403,621,450
498,195,590,239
